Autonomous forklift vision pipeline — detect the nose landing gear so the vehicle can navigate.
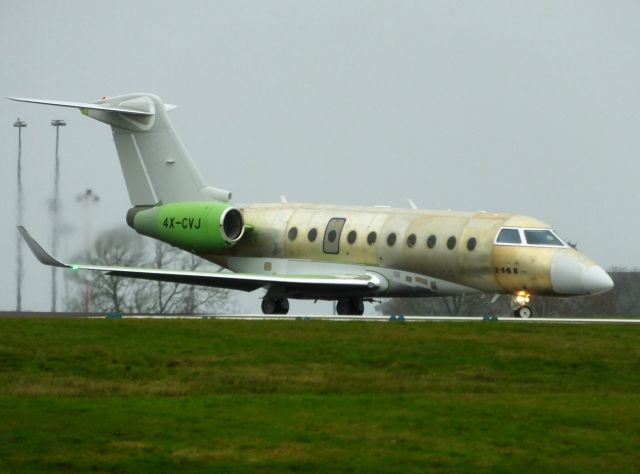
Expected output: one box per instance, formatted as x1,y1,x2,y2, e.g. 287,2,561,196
512,291,532,318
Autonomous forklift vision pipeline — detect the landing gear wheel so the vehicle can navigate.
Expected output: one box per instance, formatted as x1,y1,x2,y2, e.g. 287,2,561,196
352,297,364,316
262,297,289,315
336,298,350,315
275,297,289,315
336,297,364,316
261,298,277,314
514,306,532,319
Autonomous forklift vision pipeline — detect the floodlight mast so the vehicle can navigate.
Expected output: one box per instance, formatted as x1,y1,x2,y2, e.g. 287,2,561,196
51,119,66,312
14,118,27,312
76,188,99,312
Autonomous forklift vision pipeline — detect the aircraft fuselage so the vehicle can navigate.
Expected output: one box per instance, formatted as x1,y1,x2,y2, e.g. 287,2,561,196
196,203,610,300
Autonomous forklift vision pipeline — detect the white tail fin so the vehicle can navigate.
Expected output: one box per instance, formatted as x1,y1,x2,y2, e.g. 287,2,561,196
8,94,230,205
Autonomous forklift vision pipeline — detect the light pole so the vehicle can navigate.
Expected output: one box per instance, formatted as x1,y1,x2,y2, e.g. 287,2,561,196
51,119,66,312
76,189,99,312
14,118,27,312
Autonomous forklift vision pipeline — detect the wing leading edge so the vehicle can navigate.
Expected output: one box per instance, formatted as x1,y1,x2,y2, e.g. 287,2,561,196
18,227,384,295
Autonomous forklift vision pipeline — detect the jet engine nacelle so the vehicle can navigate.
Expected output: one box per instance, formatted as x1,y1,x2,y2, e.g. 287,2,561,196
127,202,245,252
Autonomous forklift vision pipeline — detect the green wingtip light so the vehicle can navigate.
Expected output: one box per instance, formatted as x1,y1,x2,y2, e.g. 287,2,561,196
71,264,80,270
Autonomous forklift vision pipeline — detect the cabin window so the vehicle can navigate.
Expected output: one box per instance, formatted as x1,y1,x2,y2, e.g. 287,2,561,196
308,228,318,242
427,235,436,249
447,236,456,250
496,228,521,244
524,229,564,246
467,237,477,251
327,229,337,243
288,227,298,241
406,234,416,248
367,231,377,245
347,230,357,244
387,233,397,246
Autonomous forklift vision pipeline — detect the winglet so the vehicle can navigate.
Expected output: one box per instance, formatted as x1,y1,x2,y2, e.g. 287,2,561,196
18,226,69,268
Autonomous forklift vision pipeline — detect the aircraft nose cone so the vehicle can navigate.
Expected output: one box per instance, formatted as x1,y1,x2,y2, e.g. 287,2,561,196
582,265,614,295
551,252,614,295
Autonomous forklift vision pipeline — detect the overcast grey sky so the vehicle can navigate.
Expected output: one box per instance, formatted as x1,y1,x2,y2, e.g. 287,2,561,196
2,1,639,312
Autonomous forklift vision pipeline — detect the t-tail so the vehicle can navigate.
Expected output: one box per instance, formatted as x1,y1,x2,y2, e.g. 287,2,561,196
8,94,231,205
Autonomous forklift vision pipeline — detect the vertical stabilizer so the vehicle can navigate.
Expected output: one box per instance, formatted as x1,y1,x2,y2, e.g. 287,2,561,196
8,94,231,206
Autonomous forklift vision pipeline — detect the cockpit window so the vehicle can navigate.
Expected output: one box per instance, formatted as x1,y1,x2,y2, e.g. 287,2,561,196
524,230,564,246
495,227,566,247
496,228,521,244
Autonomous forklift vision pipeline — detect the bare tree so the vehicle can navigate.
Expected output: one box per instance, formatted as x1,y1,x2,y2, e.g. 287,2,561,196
66,227,237,314
152,240,184,314
149,241,236,314
65,228,147,313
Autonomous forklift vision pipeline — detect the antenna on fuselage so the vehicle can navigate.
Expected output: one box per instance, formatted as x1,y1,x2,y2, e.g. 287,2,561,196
407,199,418,210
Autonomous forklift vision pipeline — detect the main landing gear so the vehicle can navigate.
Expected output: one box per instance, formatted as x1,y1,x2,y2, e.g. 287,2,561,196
261,297,290,315
260,296,366,316
512,290,532,319
336,297,365,316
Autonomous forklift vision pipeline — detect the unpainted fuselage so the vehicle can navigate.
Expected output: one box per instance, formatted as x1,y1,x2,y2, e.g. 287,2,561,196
200,203,606,299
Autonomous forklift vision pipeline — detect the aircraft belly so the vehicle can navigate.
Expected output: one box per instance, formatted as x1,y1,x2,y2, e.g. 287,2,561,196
223,256,478,299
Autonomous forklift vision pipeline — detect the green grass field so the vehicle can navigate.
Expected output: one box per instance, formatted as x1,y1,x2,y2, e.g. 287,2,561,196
0,318,639,473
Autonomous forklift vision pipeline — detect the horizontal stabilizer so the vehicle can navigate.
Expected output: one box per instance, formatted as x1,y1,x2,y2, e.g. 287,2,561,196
8,96,155,116
18,226,384,294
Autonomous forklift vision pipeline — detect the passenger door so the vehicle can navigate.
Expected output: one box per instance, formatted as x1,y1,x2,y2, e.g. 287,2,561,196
323,218,346,254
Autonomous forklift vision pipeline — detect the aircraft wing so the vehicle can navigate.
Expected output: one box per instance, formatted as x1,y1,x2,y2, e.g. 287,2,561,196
18,227,383,294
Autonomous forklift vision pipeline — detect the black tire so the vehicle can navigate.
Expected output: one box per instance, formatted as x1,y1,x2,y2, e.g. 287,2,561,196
261,298,277,314
275,298,290,315
336,298,350,315
516,306,533,319
336,297,364,315
350,297,364,316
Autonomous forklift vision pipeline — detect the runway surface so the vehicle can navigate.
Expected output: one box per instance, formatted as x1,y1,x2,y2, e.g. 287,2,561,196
2,311,639,324
110,314,640,324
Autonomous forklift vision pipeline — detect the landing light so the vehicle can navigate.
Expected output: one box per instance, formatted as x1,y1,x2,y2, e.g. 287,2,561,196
515,291,530,305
